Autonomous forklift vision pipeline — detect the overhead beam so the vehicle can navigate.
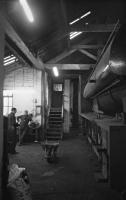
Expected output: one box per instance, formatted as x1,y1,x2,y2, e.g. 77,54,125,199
51,74,80,79
60,0,70,49
72,44,103,49
70,24,120,32
79,49,97,61
38,31,67,56
38,34,94,58
46,35,103,64
60,74,79,79
2,15,44,70
45,64,94,70
46,49,77,64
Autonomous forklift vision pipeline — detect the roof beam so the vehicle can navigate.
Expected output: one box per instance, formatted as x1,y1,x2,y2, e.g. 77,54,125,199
2,15,44,70
60,0,70,49
38,31,68,56
70,24,120,32
45,64,94,70
72,44,103,49
46,49,77,64
79,49,97,61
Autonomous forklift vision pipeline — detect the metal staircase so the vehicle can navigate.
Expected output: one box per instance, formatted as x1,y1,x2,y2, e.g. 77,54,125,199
46,107,63,141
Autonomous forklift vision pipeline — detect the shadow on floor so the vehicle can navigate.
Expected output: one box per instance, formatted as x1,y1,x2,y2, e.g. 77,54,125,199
9,135,121,200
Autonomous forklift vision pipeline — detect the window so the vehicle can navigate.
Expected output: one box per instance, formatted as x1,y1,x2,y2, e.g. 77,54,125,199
53,84,62,91
3,91,13,115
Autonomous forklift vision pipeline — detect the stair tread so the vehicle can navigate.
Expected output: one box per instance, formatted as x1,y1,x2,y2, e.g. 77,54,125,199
48,121,62,123
49,117,62,119
48,119,63,122
49,114,61,115
46,137,61,139
47,135,62,137
49,120,62,124
47,128,62,130
48,125,62,126
49,113,61,114
47,136,61,138
47,129,62,130
47,132,61,135
48,119,62,121
49,113,61,115
49,111,62,114
46,108,63,141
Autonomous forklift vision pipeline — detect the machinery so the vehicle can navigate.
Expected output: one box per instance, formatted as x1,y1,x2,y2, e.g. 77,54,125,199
83,23,126,116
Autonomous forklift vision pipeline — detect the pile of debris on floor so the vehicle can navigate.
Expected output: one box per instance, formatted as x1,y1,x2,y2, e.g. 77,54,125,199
6,164,32,200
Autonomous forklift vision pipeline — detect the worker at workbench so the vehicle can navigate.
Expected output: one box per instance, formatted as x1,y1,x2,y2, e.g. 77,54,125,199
18,110,32,145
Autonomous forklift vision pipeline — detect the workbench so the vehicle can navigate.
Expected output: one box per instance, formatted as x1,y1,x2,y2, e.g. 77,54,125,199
80,112,126,191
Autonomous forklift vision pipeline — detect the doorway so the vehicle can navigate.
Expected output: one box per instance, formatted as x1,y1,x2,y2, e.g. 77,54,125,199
51,83,63,108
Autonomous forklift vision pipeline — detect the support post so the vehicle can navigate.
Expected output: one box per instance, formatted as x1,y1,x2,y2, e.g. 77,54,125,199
0,15,5,199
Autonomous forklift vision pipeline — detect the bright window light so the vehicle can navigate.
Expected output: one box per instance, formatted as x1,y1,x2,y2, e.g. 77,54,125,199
19,0,34,23
4,56,16,63
80,11,91,19
70,32,78,37
53,66,59,77
4,54,18,66
69,18,80,25
70,32,82,40
4,60,16,66
4,55,12,60
69,11,91,25
103,64,109,72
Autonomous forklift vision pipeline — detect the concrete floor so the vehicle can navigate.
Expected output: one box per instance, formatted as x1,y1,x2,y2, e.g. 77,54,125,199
9,135,121,200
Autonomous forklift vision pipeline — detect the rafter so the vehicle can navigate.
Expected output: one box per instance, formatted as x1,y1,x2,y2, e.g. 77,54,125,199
46,49,77,64
72,44,103,49
45,64,94,70
38,34,94,57
2,15,44,70
79,49,97,61
70,24,120,32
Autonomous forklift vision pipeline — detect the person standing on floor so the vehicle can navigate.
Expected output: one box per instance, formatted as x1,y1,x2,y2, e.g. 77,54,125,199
8,107,17,154
19,110,31,145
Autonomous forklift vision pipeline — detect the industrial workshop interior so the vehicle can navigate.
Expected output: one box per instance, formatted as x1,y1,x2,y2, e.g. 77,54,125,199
0,0,126,199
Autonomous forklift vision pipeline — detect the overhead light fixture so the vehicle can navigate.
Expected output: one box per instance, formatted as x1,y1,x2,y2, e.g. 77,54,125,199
70,32,82,40
53,66,59,77
19,0,34,23
69,11,91,25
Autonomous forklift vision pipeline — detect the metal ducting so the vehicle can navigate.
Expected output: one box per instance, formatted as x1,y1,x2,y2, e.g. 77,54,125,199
83,24,126,99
